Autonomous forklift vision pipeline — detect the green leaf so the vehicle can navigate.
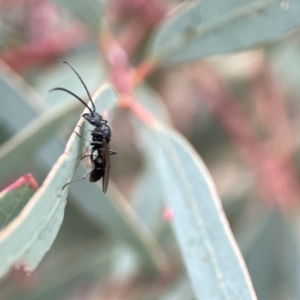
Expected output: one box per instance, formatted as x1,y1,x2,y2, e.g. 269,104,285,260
147,0,300,65
143,124,256,299
18,240,113,300
269,41,300,91
0,64,167,273
70,180,169,273
0,100,82,184
277,216,300,299
159,278,194,300
130,83,171,232
51,0,103,33
0,174,37,230
0,114,87,277
60,85,168,273
135,84,171,124
243,212,300,299
0,84,115,278
107,183,168,272
0,64,67,179
131,164,164,232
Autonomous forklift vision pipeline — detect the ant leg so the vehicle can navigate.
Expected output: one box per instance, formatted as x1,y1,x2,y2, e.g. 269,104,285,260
80,154,96,160
76,125,91,131
81,154,90,160
74,132,103,145
74,131,84,139
62,169,94,190
75,129,102,137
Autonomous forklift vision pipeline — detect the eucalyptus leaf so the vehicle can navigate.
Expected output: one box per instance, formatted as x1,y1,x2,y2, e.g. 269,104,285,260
135,84,171,124
50,0,103,33
131,164,164,232
143,124,256,299
0,100,82,184
0,113,87,277
0,63,63,176
0,84,130,278
19,240,113,300
269,41,300,91
61,85,168,273
67,162,169,272
244,212,300,300
147,0,300,65
159,278,194,300
130,83,171,232
277,216,300,300
0,64,167,273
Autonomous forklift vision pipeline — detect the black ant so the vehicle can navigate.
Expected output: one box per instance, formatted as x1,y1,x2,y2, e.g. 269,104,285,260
50,61,116,193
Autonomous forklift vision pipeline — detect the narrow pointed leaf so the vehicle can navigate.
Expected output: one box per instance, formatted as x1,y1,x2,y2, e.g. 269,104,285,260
130,83,171,231
106,185,168,272
244,212,300,299
0,66,167,273
143,124,256,299
159,278,194,300
0,101,82,183
147,0,300,65
0,118,87,277
131,165,164,232
0,84,113,277
50,0,103,32
18,240,113,300
69,176,169,272
59,85,168,272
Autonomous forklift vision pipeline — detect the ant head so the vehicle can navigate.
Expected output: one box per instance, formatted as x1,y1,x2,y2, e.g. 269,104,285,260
83,112,102,126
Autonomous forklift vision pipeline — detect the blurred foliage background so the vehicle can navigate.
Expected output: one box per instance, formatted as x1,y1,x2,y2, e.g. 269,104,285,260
1,0,300,299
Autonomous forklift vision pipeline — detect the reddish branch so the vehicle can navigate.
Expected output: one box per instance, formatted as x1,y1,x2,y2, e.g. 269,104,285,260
100,28,156,126
252,64,294,159
251,63,300,209
109,0,166,28
188,63,300,211
133,60,156,84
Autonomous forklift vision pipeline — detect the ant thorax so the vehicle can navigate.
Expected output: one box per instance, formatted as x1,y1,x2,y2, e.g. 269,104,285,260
99,122,111,142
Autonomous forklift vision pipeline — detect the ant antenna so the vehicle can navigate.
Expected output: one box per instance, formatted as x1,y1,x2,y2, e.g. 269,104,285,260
49,87,94,115
63,61,96,113
62,169,93,190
